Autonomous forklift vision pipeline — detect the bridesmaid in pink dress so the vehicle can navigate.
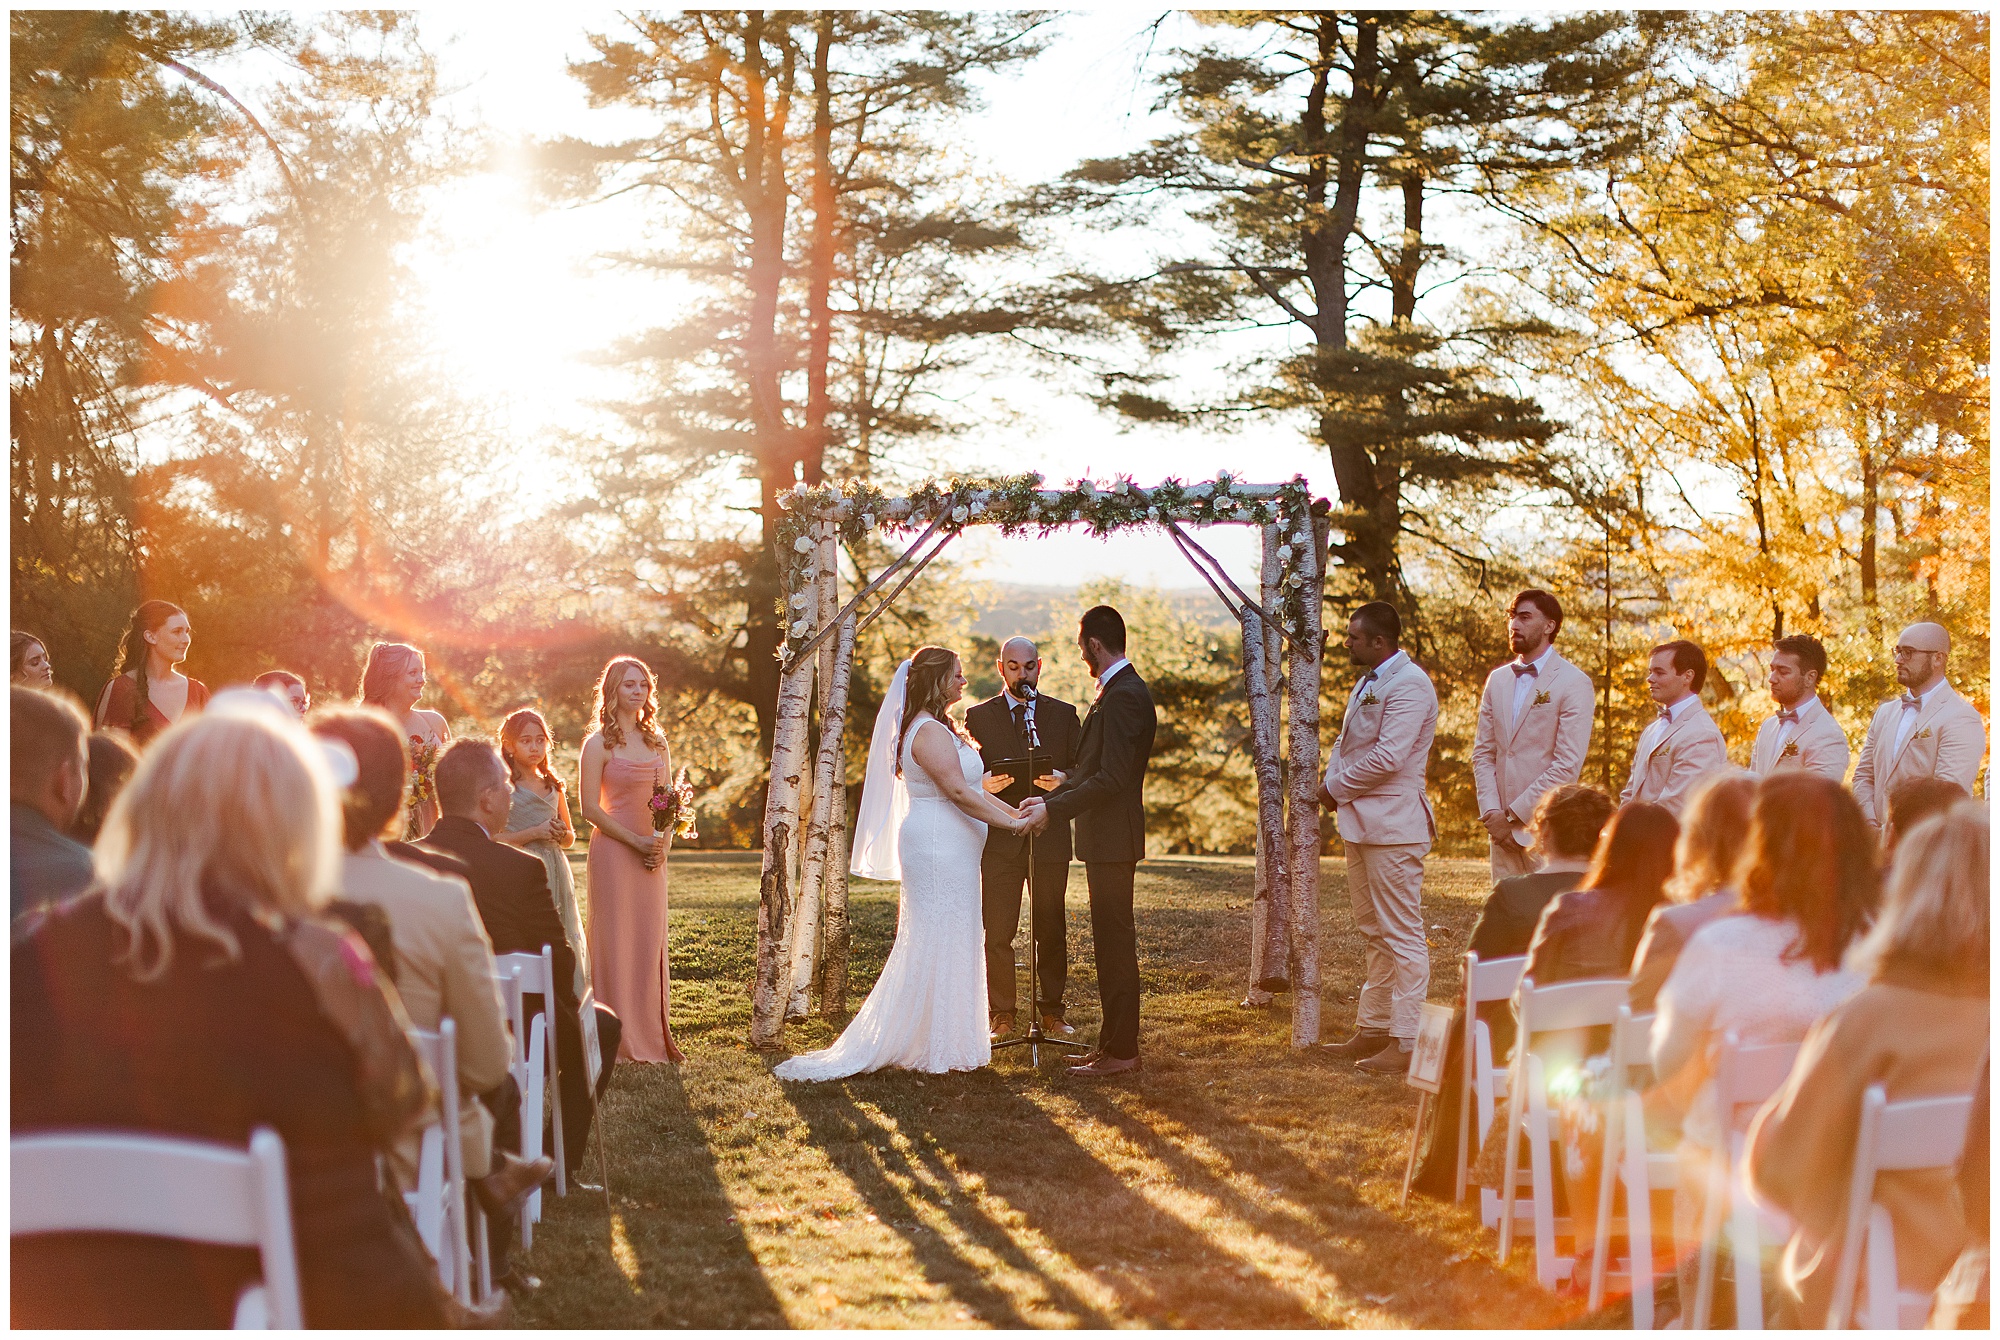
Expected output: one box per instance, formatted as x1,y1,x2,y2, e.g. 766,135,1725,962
580,656,683,1064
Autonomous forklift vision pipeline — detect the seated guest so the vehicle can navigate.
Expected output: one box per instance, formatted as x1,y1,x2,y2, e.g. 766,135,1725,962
68,729,140,847
11,703,448,1327
254,669,311,717
1522,800,1680,992
311,711,551,1228
412,740,619,1181
12,630,54,688
1930,1059,1990,1330
11,687,93,920
1408,783,1612,1199
1881,774,1968,863
1747,802,1988,1326
1651,771,1877,1306
1628,774,1756,1011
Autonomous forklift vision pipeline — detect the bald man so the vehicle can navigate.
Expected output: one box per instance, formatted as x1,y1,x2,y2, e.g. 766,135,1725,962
1851,622,1987,827
964,638,1082,1040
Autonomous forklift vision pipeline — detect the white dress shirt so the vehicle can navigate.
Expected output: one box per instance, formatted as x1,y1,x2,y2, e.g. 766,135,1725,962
1892,681,1939,757
1002,686,1039,745
1638,692,1700,757
1770,694,1819,754
1508,645,1557,730
1355,649,1409,698
1095,657,1132,691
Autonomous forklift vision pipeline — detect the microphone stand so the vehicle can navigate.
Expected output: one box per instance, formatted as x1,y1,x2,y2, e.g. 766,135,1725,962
992,684,1088,1066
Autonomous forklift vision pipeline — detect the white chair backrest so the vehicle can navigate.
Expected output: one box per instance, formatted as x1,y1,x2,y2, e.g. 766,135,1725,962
1517,977,1629,1036
1714,1031,1802,1120
1869,1088,1974,1173
12,1127,304,1328
1610,1005,1656,1079
495,946,555,998
408,1017,456,1099
1465,952,1528,1007
498,970,526,1062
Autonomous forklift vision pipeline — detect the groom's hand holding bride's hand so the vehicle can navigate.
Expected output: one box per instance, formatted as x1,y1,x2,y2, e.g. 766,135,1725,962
1018,797,1051,836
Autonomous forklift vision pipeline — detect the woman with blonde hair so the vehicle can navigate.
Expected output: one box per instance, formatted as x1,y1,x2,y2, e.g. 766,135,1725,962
1628,772,1757,1011
12,630,53,688
11,696,448,1327
581,656,680,1063
93,600,208,747
498,706,586,995
1748,802,1989,1325
356,641,449,838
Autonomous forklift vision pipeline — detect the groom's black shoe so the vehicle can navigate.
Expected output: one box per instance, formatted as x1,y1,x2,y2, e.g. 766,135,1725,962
1320,1029,1392,1062
1067,1053,1140,1078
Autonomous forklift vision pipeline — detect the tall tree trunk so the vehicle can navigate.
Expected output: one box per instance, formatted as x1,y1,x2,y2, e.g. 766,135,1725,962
1858,400,1881,637
804,11,834,486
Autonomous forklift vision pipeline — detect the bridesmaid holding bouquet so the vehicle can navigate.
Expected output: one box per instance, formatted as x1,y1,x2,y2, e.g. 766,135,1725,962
497,707,587,997
580,656,682,1064
357,642,450,839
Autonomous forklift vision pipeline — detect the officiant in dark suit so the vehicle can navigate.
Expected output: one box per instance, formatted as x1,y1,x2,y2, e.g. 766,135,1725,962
964,637,1081,1043
1027,605,1158,1079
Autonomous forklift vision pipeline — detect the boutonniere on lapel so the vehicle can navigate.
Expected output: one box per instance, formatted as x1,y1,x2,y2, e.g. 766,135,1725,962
1916,727,1933,741
1533,690,1551,707
1360,690,1378,706
1781,741,1799,759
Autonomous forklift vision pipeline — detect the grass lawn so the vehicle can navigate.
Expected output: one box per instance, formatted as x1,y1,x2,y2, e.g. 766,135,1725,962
514,852,1587,1329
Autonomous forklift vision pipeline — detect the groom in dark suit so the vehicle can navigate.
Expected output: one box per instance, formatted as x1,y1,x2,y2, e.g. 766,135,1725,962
1025,605,1157,1078
964,636,1082,1043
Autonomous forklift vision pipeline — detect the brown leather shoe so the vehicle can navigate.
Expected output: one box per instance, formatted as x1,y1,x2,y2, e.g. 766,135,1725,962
1066,1053,1141,1078
989,1013,1017,1042
1355,1040,1413,1075
473,1151,554,1220
1039,1014,1075,1037
1319,1029,1392,1062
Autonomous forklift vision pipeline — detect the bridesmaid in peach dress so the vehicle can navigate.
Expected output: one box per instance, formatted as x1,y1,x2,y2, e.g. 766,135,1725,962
580,656,683,1064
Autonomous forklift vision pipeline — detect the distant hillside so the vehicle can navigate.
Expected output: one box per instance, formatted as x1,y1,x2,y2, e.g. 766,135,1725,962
970,583,1236,638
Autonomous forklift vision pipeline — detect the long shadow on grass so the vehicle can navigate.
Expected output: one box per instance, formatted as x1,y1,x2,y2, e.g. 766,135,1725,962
783,1066,1326,1327
598,1065,790,1328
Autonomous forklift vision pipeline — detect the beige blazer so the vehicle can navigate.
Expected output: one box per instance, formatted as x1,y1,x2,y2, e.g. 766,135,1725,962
1471,650,1595,844
340,844,511,1178
1619,699,1730,815
1748,698,1851,781
1850,681,1987,825
1323,652,1438,846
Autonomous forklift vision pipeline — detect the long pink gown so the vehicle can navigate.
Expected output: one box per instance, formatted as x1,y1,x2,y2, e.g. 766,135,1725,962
587,757,672,1062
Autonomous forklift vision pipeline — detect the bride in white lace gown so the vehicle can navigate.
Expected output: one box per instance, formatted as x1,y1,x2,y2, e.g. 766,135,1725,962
776,647,1037,1082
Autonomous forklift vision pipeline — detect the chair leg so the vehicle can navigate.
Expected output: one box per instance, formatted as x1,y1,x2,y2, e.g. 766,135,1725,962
1588,1086,1623,1310
1401,1092,1431,1206
1524,1060,1560,1290
1626,1097,1657,1330
1729,1149,1765,1330
1691,1148,1728,1329
1498,1062,1527,1264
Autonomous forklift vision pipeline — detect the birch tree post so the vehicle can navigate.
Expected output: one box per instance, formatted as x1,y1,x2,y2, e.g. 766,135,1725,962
1284,511,1329,1047
786,526,843,1019
816,617,856,1016
1241,522,1291,1006
751,572,819,1048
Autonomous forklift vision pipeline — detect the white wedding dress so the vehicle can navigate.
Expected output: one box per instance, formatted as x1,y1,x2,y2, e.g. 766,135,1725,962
774,713,992,1081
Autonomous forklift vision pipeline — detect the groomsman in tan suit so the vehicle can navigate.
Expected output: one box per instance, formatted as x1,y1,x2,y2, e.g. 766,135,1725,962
1749,634,1850,780
1471,589,1595,881
1318,602,1438,1077
1850,622,1987,827
1620,639,1730,815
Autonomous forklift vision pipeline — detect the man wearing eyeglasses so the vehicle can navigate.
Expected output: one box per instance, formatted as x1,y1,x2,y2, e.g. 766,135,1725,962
1850,622,1987,828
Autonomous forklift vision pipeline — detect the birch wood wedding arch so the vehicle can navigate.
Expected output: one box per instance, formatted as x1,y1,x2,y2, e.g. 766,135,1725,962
750,472,1334,1050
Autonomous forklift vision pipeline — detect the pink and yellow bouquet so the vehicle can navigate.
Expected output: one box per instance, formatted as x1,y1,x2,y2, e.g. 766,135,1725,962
649,766,698,841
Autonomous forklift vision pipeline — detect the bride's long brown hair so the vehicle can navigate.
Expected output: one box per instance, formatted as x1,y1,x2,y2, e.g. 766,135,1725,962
896,646,966,776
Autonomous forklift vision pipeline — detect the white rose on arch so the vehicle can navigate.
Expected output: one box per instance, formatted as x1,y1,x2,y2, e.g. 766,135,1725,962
951,504,969,523
792,535,814,553
790,618,810,637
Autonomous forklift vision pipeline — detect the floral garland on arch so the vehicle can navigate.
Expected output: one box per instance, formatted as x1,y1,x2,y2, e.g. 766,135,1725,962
773,472,1331,662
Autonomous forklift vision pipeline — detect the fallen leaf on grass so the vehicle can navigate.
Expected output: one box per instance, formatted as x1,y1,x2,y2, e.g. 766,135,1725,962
1363,1291,1396,1305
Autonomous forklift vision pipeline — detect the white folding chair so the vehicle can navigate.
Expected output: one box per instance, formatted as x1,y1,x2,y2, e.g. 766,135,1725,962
1826,1084,1976,1330
406,1019,476,1304
1498,976,1631,1289
1689,1032,1801,1330
497,946,564,1239
1587,1005,1678,1327
12,1126,304,1328
1458,951,1528,1228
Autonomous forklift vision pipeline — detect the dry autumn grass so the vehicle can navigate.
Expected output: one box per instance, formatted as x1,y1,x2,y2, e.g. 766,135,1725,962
514,852,1588,1329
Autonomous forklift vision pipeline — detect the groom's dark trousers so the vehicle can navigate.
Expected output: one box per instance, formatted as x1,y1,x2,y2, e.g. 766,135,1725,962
1043,662,1157,1061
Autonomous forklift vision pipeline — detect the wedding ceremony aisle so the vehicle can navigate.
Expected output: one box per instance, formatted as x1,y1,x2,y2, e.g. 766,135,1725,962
515,853,1583,1329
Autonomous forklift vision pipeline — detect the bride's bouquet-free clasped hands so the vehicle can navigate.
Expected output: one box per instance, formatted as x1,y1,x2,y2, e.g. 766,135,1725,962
649,767,699,842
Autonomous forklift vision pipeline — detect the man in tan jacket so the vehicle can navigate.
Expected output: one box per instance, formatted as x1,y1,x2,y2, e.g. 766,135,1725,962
1319,602,1439,1076
314,711,548,1213
1749,634,1850,780
1619,639,1731,816
1471,589,1595,881
1850,622,1987,827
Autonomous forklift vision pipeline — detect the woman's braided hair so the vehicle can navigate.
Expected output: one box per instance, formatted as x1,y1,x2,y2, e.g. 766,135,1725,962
116,600,186,733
